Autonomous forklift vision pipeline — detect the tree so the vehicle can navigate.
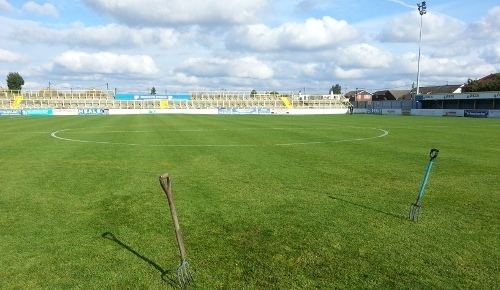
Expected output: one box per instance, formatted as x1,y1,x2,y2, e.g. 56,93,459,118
329,84,342,94
6,72,24,91
463,73,500,92
150,86,156,95
250,89,257,97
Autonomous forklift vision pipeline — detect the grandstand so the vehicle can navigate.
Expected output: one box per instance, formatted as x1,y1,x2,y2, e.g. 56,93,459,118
0,89,350,110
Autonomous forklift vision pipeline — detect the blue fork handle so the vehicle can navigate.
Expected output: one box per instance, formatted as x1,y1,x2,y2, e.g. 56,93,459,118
415,160,433,205
415,149,439,205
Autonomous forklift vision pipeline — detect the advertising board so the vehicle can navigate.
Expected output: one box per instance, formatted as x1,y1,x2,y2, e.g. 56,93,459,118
218,108,269,114
217,108,273,115
367,109,382,115
115,93,192,101
401,108,411,116
109,109,218,115
383,109,401,115
22,109,53,116
78,108,109,115
53,109,78,116
488,110,500,118
0,109,22,116
464,109,489,118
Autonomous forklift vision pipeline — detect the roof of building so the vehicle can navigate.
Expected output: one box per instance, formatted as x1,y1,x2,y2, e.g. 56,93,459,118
389,90,410,99
371,90,410,100
410,84,462,94
477,73,499,82
345,90,370,97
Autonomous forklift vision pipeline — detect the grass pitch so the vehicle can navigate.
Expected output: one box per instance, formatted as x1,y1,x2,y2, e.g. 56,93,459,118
0,114,499,289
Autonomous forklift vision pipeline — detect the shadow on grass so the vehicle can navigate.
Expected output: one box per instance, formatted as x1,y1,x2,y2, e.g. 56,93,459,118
101,232,180,288
276,183,408,221
328,195,406,220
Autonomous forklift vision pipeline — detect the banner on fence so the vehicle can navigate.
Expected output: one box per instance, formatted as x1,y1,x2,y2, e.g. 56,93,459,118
218,108,257,114
0,109,22,116
367,109,382,115
217,108,272,115
22,109,53,116
53,109,78,116
489,110,500,118
232,108,257,114
464,109,489,118
115,93,192,101
443,111,460,117
78,108,109,115
218,108,232,114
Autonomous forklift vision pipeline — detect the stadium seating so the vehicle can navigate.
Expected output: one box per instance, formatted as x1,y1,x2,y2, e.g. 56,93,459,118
0,89,350,110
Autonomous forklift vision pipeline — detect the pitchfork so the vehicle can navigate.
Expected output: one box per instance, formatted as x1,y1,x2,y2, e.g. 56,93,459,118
409,148,439,221
159,173,194,288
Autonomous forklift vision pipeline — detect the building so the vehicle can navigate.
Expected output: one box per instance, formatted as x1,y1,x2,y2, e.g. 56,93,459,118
371,90,410,101
345,90,371,102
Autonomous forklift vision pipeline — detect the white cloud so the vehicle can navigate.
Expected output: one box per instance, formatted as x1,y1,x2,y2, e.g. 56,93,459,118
228,16,360,51
173,73,199,85
180,56,273,79
12,23,179,48
84,0,267,25
378,12,465,44
333,67,365,79
0,0,12,11
0,48,23,62
397,52,496,78
467,6,500,40
335,44,393,69
300,63,321,77
295,0,329,12
22,1,58,17
0,1,497,92
23,81,46,89
385,0,414,9
480,44,500,63
52,51,158,75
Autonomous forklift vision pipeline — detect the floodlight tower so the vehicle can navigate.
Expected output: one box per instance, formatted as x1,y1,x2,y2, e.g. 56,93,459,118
416,1,427,96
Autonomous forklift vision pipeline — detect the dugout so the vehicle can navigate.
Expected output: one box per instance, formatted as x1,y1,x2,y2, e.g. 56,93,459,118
416,92,500,110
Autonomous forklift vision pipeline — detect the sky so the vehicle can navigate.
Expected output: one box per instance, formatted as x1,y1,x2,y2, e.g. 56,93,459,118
0,0,498,93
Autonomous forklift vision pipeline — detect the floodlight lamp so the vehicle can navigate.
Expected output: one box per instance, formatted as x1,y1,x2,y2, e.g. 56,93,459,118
418,1,427,15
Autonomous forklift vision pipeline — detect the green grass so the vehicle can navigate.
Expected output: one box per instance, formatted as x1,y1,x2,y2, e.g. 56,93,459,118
0,114,499,289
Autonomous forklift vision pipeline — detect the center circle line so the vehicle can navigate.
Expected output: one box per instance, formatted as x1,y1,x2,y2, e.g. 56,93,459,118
50,127,389,147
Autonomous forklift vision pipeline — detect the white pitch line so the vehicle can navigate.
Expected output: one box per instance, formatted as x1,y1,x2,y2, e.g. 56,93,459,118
275,128,389,146
50,129,254,147
72,130,154,134
0,131,51,134
50,127,390,147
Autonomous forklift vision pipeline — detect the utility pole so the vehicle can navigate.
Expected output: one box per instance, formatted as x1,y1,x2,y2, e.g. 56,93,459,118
416,1,427,96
